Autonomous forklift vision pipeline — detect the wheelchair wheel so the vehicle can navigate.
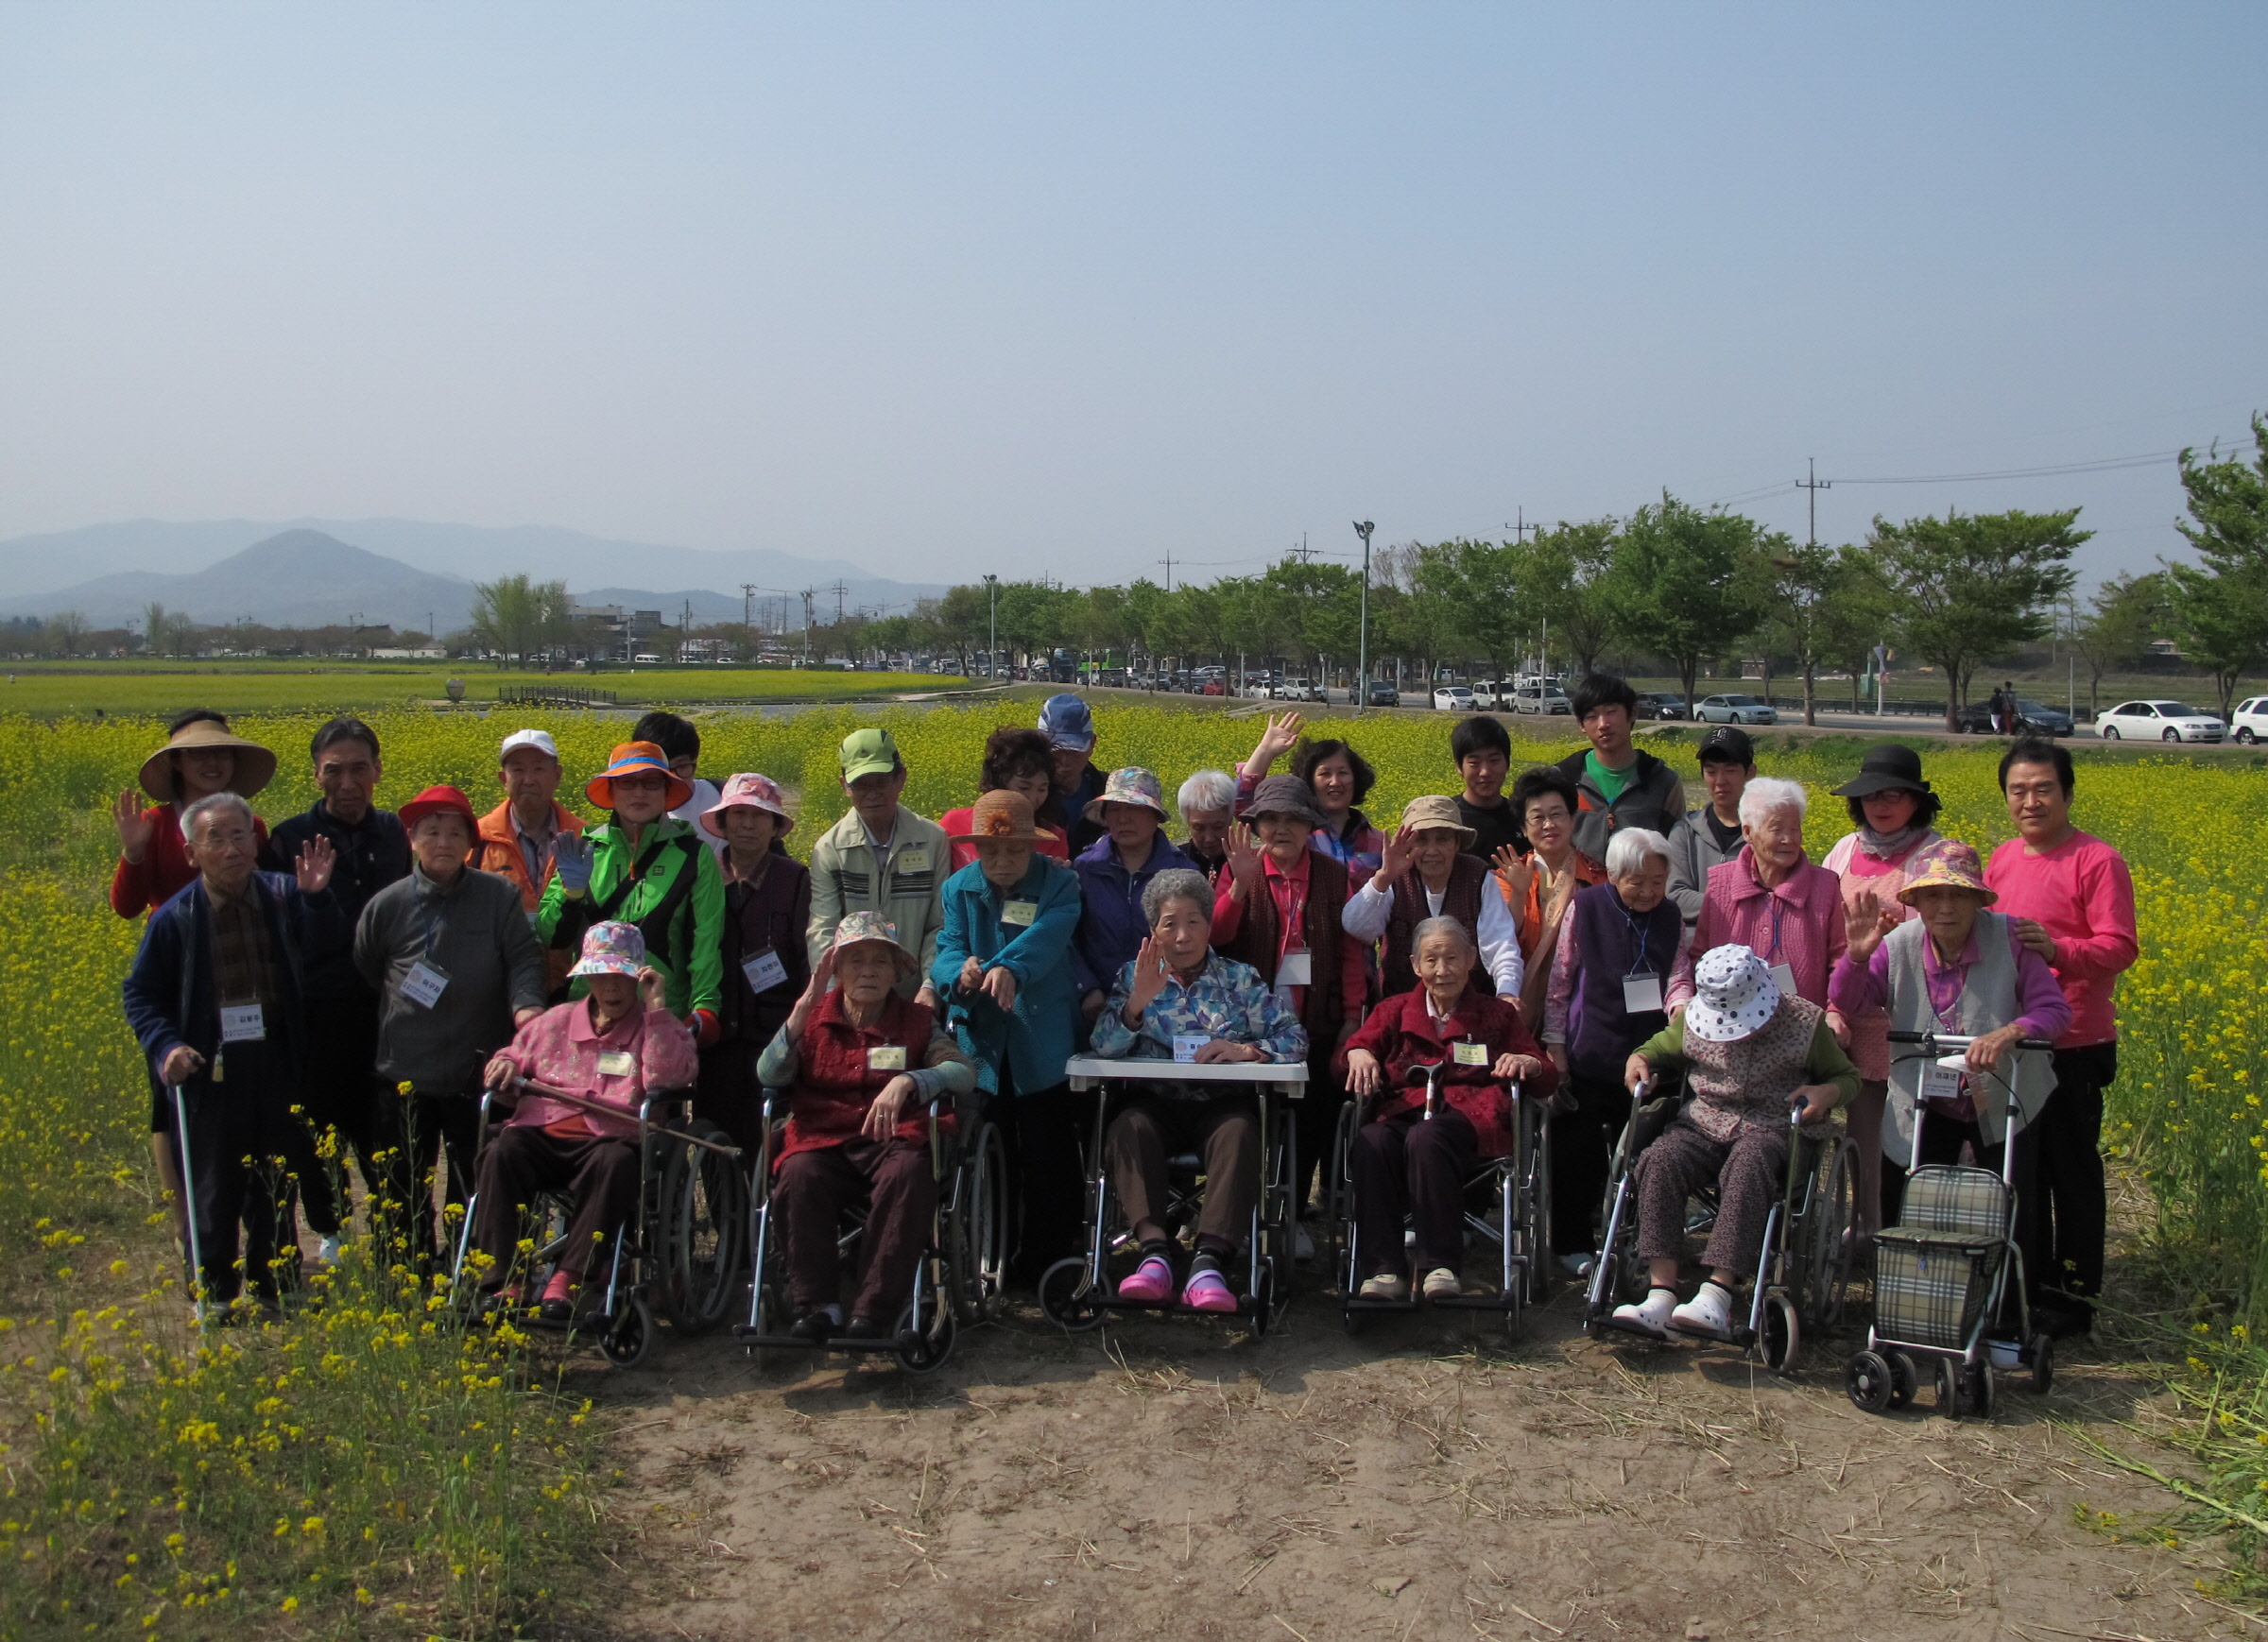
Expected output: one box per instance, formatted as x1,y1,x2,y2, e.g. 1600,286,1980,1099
599,1292,655,1368
1758,1293,1799,1376
1248,1266,1278,1339
2028,1332,2055,1394
893,1298,956,1376
1884,1351,1918,1411
1522,1117,1554,1304
1322,1102,1359,1293
1037,1257,1106,1333
948,1121,1009,1326
1845,1350,1895,1412
1801,1137,1855,1328
660,1124,749,1334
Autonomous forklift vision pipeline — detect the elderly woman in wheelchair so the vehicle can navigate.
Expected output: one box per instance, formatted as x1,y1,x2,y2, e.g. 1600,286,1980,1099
1340,915,1555,1301
755,913,975,1343
1609,945,1858,1341
1086,867,1308,1313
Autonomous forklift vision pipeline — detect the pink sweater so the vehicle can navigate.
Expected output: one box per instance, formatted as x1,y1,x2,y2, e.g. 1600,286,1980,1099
1668,847,1847,1018
490,998,699,1140
1821,829,1940,1082
1983,830,2137,1049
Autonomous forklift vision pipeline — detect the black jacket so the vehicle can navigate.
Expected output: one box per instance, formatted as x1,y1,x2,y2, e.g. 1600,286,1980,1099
261,802,410,1000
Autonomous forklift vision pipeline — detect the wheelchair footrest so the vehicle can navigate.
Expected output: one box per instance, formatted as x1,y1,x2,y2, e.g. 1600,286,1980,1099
731,1324,915,1353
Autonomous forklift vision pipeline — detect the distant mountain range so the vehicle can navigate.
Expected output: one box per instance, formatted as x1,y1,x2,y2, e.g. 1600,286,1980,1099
0,518,948,631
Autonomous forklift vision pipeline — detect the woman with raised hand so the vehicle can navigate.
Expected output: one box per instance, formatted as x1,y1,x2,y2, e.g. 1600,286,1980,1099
112,710,276,919
1491,764,1606,1032
1235,711,1387,884
1341,795,1524,1001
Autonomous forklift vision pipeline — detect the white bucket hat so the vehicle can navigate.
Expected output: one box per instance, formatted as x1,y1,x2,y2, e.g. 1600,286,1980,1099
1684,945,1782,1044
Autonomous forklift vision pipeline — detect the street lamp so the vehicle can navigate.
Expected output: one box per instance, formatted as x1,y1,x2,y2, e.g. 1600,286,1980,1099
983,573,999,682
1352,522,1375,712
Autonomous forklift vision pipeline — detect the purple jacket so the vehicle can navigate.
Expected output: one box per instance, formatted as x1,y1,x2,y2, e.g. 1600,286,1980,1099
1070,833,1199,995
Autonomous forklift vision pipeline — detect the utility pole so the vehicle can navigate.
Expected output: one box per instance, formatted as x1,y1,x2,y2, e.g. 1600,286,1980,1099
1159,551,1175,592
827,580,849,625
800,589,816,665
742,583,759,661
1504,508,1541,542
1798,457,1831,548
1291,532,1314,564
983,573,1000,681
1353,521,1375,713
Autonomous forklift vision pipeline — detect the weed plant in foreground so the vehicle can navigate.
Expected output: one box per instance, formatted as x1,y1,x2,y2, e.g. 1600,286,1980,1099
0,706,2260,1627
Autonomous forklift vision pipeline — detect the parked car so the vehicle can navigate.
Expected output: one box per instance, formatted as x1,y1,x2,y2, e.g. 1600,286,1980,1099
1365,679,1400,708
1431,684,1476,712
1694,693,1778,726
1200,677,1227,697
2230,695,2267,745
2096,700,2225,743
1635,692,1688,721
1952,697,2074,736
1509,684,1573,715
1274,676,1325,703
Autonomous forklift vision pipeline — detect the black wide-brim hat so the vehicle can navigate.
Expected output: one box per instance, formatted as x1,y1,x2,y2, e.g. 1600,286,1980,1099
1830,743,1931,799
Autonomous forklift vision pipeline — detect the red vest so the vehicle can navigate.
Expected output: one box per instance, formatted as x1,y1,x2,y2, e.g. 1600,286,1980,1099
1214,852,1350,1049
777,989,950,1167
1381,853,1491,1001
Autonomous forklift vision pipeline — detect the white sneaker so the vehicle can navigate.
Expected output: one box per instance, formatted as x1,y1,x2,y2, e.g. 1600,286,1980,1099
1358,1272,1409,1301
1670,1281,1735,1339
1421,1267,1462,1300
317,1234,343,1268
1610,1287,1677,1339
1295,1224,1316,1263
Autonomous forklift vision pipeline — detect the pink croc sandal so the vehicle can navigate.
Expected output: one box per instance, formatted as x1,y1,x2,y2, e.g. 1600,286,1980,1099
1182,1268,1239,1314
1116,1255,1174,1303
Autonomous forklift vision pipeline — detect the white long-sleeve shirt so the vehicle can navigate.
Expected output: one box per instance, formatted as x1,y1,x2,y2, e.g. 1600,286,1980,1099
1342,872,1524,998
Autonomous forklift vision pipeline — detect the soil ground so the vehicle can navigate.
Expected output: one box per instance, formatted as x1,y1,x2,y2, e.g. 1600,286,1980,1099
580,1286,2251,1642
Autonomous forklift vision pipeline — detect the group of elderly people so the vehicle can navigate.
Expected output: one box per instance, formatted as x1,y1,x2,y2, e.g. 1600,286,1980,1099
116,678,2135,1350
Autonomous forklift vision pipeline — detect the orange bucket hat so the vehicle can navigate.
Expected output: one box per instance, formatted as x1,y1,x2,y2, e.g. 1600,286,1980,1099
586,741,694,812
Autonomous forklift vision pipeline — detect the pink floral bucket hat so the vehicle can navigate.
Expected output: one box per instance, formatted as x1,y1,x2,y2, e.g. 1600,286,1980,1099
702,771,794,838
570,920,647,981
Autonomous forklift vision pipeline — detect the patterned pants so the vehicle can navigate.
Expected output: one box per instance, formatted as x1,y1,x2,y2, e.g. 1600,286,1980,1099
1632,1118,1789,1275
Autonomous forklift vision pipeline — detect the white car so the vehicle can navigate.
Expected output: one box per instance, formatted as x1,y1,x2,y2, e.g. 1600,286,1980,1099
2095,699,2225,743
1694,693,1778,726
1431,685,1476,712
2231,695,2267,745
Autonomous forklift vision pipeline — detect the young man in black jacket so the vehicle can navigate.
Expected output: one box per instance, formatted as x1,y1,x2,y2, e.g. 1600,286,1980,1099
1555,675,1685,865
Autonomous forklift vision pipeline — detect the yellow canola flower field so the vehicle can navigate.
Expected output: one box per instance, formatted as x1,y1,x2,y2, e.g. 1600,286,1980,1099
0,703,2259,1635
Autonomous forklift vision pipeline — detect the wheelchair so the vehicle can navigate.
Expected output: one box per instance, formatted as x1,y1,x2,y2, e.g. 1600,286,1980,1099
1037,1055,1305,1336
733,1085,1005,1376
1323,1060,1552,1337
449,1078,748,1369
1583,1076,1856,1373
1846,1030,2056,1420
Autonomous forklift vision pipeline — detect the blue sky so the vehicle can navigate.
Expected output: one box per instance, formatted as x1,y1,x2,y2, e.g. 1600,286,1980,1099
0,4,2260,590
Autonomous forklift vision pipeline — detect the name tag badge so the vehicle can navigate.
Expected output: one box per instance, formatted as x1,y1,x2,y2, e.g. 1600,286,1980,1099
1769,963,1798,999
1622,975,1664,1013
1275,950,1314,988
400,960,451,1010
896,846,930,876
1173,1034,1209,1064
741,949,790,994
1001,898,1039,928
1922,1057,1965,1103
596,1049,637,1077
219,1002,266,1043
867,1045,908,1072
1452,1040,1490,1067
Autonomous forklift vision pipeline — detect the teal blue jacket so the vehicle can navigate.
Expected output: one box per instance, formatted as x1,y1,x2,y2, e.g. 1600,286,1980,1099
932,855,1082,1097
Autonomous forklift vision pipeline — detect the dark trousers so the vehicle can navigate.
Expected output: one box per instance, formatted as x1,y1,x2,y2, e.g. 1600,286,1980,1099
1551,1074,1630,1255
369,1080,481,1266
1292,1045,1342,1216
1352,1105,1478,1276
472,1123,643,1285
2027,1044,2113,1319
1632,1118,1790,1275
696,1039,766,1167
1103,1095,1260,1255
1005,1077,1083,1284
295,995,386,1234
775,1137,936,1319
171,1043,301,1305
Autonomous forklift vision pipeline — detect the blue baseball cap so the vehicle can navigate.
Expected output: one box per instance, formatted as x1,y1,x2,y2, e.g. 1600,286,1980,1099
1038,693,1095,753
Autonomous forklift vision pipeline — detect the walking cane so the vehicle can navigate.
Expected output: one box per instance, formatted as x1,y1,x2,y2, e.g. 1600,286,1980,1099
170,1082,208,1327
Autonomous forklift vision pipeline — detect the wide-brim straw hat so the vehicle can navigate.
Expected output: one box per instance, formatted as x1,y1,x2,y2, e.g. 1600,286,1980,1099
1895,840,1997,907
949,788,1040,842
830,909,919,979
586,741,693,812
1398,794,1477,845
137,721,277,802
1684,945,1783,1044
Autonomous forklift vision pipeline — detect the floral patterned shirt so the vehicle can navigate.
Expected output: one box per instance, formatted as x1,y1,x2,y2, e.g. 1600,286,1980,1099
1088,951,1310,1065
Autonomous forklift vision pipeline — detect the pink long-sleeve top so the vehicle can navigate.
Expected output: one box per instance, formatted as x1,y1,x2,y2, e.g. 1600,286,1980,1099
1667,847,1847,1017
490,996,699,1141
1983,830,2138,1050
1829,924,2071,1045
1821,828,1940,1082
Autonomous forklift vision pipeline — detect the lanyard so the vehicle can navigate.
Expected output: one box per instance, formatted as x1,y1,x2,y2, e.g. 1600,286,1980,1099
1270,868,1309,955
1619,906,1655,978
1766,896,1787,963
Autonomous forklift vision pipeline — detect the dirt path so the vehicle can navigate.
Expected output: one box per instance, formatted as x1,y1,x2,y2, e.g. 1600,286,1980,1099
582,1291,2246,1642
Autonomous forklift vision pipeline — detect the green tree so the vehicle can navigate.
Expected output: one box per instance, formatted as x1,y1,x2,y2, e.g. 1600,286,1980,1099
1762,539,1866,727
1868,507,2086,730
143,601,169,659
2070,571,2167,719
1519,519,1622,679
1607,494,1771,709
2165,415,2268,720
469,573,575,663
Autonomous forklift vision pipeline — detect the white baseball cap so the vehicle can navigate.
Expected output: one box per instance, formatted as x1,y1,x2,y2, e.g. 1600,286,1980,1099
500,728,559,761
